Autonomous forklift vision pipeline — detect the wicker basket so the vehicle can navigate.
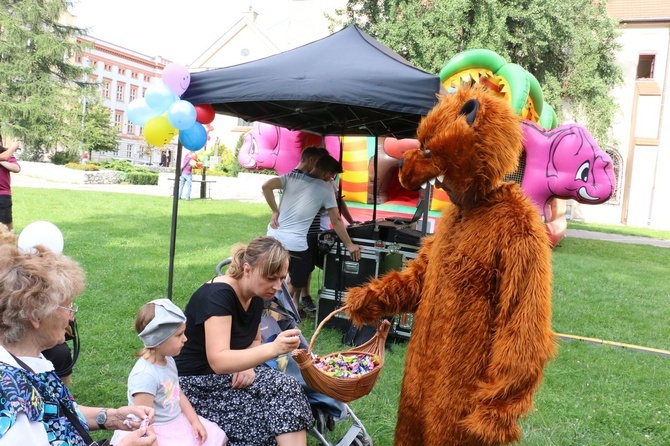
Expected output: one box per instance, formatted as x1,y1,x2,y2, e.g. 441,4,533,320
292,307,391,403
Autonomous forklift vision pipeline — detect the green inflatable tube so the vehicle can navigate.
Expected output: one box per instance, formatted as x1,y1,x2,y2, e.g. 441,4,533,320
539,103,558,129
439,49,506,82
526,71,544,117
494,63,530,115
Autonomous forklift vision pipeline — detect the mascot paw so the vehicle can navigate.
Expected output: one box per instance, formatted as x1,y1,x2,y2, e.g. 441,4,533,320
344,286,383,326
460,406,521,445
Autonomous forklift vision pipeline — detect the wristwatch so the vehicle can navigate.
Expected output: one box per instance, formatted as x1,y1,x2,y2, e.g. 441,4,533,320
96,408,109,430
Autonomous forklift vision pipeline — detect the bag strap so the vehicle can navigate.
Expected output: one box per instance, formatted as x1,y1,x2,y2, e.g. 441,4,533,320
8,352,97,445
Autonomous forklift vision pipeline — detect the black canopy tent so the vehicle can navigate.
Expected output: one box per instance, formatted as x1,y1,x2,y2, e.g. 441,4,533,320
167,25,442,298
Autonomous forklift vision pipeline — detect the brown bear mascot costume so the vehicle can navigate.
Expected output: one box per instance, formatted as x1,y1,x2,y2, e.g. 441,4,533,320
345,87,556,446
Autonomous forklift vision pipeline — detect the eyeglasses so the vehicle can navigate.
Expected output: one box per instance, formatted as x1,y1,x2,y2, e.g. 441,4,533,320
58,303,79,315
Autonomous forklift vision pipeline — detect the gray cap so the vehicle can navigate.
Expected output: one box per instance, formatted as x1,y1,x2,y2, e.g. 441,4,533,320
138,299,186,348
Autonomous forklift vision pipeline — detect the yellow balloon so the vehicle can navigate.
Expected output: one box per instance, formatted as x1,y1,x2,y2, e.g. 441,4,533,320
144,116,177,147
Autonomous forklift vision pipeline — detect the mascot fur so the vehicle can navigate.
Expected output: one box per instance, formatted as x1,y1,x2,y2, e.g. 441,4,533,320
345,87,556,446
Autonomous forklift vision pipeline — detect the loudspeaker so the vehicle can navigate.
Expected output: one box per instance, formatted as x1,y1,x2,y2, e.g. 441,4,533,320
323,248,379,291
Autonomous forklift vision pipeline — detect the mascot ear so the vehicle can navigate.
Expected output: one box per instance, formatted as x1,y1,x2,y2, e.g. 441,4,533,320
459,99,480,126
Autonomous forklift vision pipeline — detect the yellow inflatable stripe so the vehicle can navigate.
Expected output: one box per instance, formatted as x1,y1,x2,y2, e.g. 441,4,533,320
342,150,369,163
345,191,368,204
341,170,369,183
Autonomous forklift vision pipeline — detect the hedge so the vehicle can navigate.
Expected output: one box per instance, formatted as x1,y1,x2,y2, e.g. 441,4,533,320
126,172,159,185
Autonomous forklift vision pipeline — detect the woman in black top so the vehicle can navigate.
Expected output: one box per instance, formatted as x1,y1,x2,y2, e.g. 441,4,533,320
176,236,313,446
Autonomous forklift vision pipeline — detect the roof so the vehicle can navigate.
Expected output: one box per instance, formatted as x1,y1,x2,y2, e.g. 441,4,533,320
606,0,670,21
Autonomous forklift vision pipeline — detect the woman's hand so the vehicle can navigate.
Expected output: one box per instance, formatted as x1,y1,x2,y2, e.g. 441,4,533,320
274,328,302,354
108,405,155,431
191,419,208,443
231,368,256,389
117,425,157,446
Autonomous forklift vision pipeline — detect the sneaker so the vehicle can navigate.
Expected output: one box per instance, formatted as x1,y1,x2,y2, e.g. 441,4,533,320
301,295,317,313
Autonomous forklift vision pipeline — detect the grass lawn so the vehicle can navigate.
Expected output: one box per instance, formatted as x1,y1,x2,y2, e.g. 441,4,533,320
12,186,670,445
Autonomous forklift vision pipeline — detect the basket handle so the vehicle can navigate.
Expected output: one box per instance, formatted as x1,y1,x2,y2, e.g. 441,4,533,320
308,306,354,354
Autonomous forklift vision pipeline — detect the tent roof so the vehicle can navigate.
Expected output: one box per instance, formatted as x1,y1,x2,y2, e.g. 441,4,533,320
182,25,442,138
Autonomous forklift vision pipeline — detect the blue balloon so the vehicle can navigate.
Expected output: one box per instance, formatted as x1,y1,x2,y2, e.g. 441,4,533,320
145,81,176,114
179,122,207,151
167,100,197,130
127,98,159,126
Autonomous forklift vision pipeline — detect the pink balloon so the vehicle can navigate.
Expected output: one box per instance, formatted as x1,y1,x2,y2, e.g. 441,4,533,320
162,63,191,97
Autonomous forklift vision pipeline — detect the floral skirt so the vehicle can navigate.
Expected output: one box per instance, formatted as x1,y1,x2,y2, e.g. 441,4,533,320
179,366,314,446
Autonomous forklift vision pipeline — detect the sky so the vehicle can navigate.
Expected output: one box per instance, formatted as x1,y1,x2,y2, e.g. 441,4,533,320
68,0,288,64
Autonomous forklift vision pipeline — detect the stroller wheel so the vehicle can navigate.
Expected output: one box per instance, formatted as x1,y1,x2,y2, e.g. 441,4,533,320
352,431,373,446
312,407,328,434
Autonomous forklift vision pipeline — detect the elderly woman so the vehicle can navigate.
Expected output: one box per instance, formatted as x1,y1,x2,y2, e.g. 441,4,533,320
0,243,156,446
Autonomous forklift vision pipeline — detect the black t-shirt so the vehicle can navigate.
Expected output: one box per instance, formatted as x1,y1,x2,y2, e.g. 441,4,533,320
175,281,264,376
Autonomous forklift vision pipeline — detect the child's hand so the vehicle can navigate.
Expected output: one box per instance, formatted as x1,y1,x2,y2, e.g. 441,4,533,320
192,419,208,444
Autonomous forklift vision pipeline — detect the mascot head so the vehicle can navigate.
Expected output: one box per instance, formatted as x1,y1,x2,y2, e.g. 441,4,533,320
399,87,522,208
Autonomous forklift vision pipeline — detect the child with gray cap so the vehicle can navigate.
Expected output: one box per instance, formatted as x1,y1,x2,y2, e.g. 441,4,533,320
111,299,227,446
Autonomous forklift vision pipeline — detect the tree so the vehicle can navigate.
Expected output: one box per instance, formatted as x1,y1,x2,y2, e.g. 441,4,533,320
79,97,120,156
0,0,88,149
337,0,622,145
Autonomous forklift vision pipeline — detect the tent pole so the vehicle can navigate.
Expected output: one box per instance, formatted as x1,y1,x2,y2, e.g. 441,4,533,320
167,141,184,300
372,136,378,222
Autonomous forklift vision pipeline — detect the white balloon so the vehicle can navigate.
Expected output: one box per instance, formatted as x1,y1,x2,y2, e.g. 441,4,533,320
17,221,64,254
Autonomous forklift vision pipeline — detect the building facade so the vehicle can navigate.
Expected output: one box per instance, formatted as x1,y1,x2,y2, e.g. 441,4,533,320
73,36,176,165
574,0,670,229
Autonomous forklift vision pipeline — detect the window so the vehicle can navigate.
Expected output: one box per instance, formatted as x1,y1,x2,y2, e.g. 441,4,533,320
114,112,123,130
127,122,135,135
130,87,137,102
126,144,133,158
104,63,112,71
144,75,151,82
118,68,126,76
131,72,138,79
139,126,143,136
636,54,655,79
102,80,111,98
116,84,125,101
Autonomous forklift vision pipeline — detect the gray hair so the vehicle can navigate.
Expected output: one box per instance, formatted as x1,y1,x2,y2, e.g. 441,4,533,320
0,244,85,344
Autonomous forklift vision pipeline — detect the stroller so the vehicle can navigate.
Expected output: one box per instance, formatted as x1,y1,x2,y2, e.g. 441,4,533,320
216,259,373,446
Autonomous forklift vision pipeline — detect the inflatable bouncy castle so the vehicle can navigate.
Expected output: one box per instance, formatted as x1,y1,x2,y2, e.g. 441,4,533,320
439,49,615,246
237,50,615,247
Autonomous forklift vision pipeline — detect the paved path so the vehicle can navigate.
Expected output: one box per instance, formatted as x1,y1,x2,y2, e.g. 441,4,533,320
12,161,270,202
11,162,670,248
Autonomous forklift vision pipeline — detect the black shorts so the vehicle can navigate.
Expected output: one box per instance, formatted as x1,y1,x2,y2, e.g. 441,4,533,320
288,249,313,288
0,195,12,225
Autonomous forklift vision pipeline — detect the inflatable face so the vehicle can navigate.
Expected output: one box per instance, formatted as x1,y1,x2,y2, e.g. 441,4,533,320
238,122,283,172
521,120,615,219
238,123,340,175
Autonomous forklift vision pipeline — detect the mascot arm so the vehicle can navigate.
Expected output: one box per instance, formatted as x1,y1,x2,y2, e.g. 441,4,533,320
462,233,555,445
345,237,432,326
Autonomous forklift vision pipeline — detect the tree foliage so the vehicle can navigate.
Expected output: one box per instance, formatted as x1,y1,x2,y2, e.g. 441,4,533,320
337,0,623,145
0,0,88,149
79,97,120,156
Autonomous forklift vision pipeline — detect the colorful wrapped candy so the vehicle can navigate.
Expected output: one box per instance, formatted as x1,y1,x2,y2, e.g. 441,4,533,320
314,353,380,378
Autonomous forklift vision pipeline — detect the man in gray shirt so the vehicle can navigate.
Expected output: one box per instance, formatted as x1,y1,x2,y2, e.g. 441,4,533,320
263,155,361,312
